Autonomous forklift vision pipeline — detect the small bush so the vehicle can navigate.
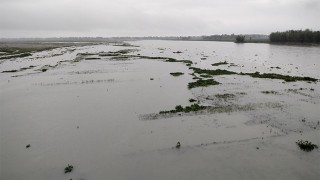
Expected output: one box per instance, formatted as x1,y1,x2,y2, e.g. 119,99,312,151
159,103,207,114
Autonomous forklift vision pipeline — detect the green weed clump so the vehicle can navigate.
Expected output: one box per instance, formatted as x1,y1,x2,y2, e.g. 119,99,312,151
244,72,317,82
190,67,237,76
159,103,207,114
188,79,220,89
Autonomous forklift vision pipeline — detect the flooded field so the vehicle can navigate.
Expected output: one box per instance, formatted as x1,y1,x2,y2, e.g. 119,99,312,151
0,40,319,180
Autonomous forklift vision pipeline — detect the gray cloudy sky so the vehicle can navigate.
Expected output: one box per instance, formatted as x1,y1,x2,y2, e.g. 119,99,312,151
0,0,319,38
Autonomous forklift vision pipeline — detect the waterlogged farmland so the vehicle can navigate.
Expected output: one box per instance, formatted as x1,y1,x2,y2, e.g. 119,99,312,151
0,40,320,180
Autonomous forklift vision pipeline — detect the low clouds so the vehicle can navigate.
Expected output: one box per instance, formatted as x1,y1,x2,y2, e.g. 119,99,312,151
0,0,319,37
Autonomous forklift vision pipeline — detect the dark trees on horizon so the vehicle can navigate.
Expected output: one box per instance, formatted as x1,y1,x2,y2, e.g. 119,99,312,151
270,29,320,43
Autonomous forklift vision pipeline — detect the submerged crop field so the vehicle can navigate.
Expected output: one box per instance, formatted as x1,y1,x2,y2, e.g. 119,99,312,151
1,40,320,180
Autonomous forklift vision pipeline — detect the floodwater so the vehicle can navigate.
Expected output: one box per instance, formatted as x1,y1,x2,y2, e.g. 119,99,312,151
0,40,319,180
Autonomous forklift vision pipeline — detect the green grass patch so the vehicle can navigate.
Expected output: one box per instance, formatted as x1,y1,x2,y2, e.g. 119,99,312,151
190,67,317,83
159,103,207,114
188,79,220,89
190,67,237,76
243,72,317,82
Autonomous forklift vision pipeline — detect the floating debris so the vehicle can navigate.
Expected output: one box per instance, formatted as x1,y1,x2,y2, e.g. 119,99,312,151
296,140,318,152
170,72,184,77
173,51,182,54
270,66,281,69
176,142,181,149
261,91,279,95
64,164,74,173
189,98,197,103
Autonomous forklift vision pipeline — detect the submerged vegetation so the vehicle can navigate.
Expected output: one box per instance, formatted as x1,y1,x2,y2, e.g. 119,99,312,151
296,140,318,152
96,50,193,64
113,42,139,47
165,58,192,64
2,65,36,73
215,93,236,100
188,79,220,89
243,72,318,82
0,52,32,60
77,48,318,85
140,102,283,120
98,49,138,57
159,103,207,114
190,67,237,76
186,66,317,89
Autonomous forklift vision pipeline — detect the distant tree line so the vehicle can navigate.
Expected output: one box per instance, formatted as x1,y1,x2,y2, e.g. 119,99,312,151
269,29,320,43
202,34,236,41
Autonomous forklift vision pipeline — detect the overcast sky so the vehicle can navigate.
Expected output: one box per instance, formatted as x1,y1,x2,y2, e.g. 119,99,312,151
0,0,319,38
